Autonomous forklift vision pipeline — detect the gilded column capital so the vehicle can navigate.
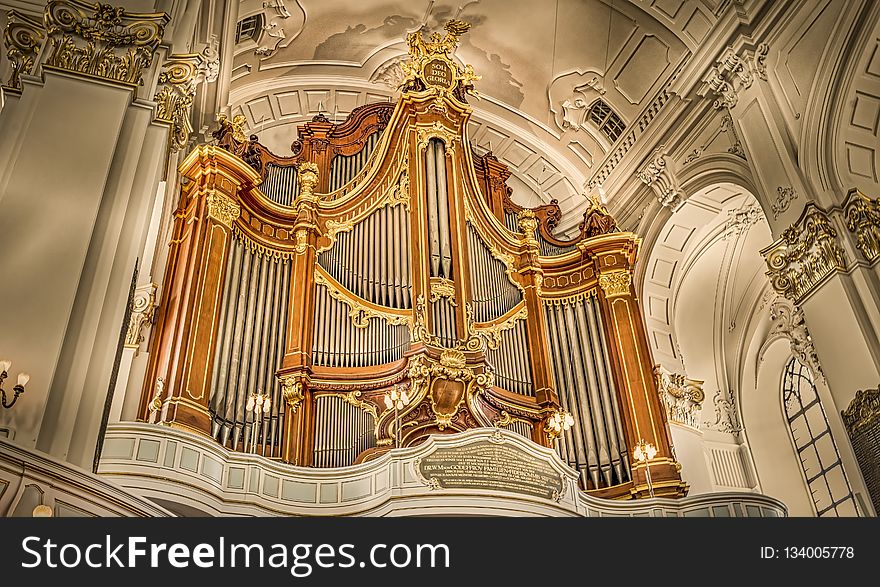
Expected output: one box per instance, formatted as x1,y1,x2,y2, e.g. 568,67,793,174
761,203,847,303
154,53,207,152
124,282,158,355
843,188,880,264
2,10,46,92
43,0,169,87
206,191,240,228
598,269,633,299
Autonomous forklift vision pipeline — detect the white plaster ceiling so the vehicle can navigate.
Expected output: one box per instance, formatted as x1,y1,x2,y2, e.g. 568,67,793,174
229,0,723,232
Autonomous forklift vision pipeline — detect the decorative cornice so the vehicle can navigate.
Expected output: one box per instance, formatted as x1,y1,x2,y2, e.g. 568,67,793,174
2,10,46,92
205,191,240,228
43,0,169,87
761,203,847,303
124,282,157,354
598,270,632,299
637,147,684,209
654,365,704,429
843,188,880,264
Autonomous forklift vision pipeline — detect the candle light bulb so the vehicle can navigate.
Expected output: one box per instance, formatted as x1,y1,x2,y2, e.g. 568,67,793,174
17,373,29,387
0,360,10,373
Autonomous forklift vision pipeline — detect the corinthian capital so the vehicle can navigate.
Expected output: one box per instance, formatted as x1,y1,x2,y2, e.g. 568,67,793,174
637,147,684,209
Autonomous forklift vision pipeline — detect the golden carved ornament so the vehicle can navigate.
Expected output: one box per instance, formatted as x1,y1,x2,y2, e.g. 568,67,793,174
154,54,204,152
477,305,528,351
279,376,305,413
388,171,411,209
206,191,240,228
44,0,168,86
326,390,378,423
411,294,441,345
439,348,467,368
761,203,847,303
147,377,164,413
315,269,410,329
517,209,539,242
429,278,457,306
844,188,880,264
842,387,880,434
417,121,458,153
2,10,46,92
297,161,319,197
457,303,485,352
400,19,480,101
598,270,632,299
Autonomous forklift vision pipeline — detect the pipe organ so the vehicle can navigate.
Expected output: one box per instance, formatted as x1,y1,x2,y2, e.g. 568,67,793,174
141,20,686,498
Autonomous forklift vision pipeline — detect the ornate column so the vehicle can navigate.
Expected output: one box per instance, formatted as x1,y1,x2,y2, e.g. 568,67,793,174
516,210,557,447
277,163,320,465
141,146,257,435
0,1,172,469
593,242,687,497
637,146,685,210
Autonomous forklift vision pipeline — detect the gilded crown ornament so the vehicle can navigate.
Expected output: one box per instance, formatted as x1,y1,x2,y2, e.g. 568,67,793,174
399,19,481,101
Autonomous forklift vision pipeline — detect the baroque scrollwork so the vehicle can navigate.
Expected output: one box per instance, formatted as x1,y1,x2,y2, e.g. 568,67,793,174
654,365,705,429
314,269,409,329
767,298,824,380
476,305,528,351
43,0,168,86
637,147,683,209
154,54,204,152
2,10,46,91
429,278,457,306
124,282,157,355
400,19,480,101
703,387,742,434
770,186,798,220
761,203,847,303
279,375,305,413
844,188,880,264
842,387,880,435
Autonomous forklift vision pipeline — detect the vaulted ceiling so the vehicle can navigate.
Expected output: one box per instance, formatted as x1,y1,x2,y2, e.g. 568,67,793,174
229,0,729,232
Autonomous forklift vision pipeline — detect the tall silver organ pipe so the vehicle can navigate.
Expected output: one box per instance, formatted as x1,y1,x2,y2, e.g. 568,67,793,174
485,319,533,396
312,284,411,367
259,164,299,207
504,211,520,233
544,293,630,489
539,236,576,256
316,203,412,309
466,224,523,322
312,395,377,468
425,138,453,279
505,419,533,440
328,132,382,192
431,296,458,348
209,236,291,457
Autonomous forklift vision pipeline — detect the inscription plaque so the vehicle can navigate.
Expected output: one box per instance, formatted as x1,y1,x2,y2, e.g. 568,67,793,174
417,439,565,501
423,59,454,89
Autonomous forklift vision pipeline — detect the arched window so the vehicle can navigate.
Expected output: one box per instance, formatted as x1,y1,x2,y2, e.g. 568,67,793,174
587,99,626,142
235,15,263,44
782,358,858,516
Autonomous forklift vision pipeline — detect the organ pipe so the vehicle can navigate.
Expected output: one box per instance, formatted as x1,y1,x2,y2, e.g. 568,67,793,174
544,294,630,489
148,41,685,497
